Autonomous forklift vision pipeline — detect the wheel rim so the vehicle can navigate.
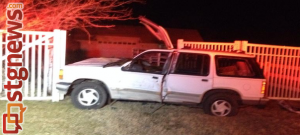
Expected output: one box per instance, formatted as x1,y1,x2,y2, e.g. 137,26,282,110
211,100,232,116
78,88,100,106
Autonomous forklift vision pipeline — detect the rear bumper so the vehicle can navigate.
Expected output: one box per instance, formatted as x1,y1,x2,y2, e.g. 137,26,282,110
243,97,269,105
56,82,71,92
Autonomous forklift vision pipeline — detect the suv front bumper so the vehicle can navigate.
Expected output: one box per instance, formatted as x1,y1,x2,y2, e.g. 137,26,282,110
56,82,71,93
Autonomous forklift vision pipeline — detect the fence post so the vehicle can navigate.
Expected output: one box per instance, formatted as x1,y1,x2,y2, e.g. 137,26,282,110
59,30,66,100
177,39,184,49
0,32,2,95
59,30,67,67
241,40,248,52
233,40,241,51
52,29,62,102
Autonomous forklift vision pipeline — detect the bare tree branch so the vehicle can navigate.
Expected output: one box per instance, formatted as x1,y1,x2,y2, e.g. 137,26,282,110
0,0,143,32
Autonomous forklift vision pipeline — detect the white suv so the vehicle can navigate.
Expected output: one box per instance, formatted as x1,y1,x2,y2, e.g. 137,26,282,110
57,49,268,116
56,17,268,116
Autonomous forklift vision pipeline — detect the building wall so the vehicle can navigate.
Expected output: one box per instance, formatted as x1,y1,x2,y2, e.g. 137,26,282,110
69,26,203,60
78,36,160,58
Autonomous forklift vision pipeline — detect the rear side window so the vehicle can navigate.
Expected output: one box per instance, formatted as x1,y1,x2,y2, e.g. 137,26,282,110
174,53,210,76
216,56,257,77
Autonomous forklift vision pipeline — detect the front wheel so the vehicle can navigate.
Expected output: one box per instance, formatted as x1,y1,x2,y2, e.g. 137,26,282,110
71,81,108,109
203,93,239,116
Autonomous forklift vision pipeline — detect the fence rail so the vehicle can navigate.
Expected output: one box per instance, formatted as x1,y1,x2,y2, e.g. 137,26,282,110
177,39,300,100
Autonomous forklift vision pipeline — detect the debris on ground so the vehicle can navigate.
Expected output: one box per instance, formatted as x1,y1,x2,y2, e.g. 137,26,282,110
278,100,300,114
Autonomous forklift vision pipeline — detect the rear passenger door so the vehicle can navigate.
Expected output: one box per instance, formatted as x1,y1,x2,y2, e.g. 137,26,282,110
163,52,213,103
213,56,265,99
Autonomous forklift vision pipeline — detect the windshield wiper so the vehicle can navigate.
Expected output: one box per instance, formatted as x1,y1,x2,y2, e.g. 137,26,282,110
103,58,131,68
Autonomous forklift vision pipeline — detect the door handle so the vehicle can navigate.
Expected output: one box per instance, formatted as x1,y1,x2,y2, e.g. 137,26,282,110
152,76,158,79
202,79,208,82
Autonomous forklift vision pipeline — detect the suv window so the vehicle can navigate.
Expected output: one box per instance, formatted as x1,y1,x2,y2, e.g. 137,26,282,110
216,56,256,77
174,53,210,76
124,51,170,74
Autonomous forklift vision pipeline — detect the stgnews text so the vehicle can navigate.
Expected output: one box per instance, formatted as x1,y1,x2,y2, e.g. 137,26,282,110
2,2,28,135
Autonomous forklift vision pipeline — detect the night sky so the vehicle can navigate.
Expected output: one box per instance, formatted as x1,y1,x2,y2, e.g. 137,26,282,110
127,0,300,47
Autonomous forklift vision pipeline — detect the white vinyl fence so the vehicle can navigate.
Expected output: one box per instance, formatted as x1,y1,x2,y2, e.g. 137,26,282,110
0,29,66,101
1,32,298,101
177,39,300,100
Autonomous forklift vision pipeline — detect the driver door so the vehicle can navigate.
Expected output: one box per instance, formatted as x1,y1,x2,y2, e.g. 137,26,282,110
116,51,171,102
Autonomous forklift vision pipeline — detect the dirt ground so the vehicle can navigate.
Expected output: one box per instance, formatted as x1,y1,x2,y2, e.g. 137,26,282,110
0,98,300,135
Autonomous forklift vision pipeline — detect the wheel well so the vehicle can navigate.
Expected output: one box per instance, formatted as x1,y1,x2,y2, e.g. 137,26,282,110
201,89,242,105
67,79,111,98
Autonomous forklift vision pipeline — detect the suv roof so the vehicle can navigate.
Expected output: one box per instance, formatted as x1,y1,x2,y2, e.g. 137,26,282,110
144,49,255,58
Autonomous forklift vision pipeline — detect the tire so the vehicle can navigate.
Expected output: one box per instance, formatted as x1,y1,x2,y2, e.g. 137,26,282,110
71,81,108,109
203,93,239,116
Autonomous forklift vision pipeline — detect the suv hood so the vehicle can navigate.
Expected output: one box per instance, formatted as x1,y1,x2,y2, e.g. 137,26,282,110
67,58,120,67
139,16,174,49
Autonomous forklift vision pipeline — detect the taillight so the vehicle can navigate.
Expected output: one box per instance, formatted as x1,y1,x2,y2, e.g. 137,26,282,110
261,81,266,94
59,69,63,79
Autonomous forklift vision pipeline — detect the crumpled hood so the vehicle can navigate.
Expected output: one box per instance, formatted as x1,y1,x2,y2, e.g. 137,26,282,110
67,57,120,67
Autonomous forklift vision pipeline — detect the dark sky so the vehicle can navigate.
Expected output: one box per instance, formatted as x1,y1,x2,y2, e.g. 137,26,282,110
128,0,300,47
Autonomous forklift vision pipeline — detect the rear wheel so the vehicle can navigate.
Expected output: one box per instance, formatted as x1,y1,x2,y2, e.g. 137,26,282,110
71,81,108,109
204,93,238,116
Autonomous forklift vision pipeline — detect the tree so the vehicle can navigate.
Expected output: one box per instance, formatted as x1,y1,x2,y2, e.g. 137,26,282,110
0,0,143,93
0,0,143,34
